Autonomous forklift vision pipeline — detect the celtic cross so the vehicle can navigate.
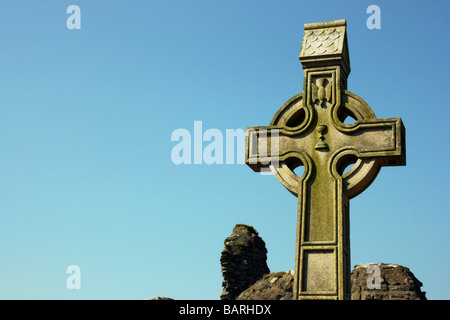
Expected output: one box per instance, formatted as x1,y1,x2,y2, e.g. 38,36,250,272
245,20,405,300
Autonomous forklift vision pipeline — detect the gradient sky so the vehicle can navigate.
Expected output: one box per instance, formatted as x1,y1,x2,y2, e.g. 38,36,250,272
0,0,448,300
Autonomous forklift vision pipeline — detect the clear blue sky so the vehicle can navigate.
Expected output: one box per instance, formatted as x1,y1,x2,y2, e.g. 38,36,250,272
0,0,448,300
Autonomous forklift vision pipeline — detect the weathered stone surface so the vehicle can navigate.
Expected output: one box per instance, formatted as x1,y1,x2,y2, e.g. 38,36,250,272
236,264,426,300
220,224,270,300
351,263,427,300
236,271,294,300
244,19,406,300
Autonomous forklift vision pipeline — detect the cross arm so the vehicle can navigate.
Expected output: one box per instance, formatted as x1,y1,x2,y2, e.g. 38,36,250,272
246,125,304,172
246,126,280,172
334,117,406,167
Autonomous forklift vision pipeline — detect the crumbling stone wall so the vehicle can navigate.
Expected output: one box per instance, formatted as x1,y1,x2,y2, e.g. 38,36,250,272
351,263,427,300
221,225,426,300
220,224,270,300
236,271,294,300
234,264,427,300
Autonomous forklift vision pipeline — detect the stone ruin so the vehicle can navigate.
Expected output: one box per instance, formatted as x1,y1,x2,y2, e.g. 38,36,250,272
220,224,426,300
351,263,427,300
220,224,270,300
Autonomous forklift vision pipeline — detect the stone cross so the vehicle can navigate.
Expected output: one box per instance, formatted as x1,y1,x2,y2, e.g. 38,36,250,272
245,20,405,300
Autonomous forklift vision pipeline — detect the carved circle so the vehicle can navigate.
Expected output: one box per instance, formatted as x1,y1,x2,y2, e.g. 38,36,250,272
268,91,380,198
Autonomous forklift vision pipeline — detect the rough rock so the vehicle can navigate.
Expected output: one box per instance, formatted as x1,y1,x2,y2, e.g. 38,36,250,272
220,224,270,300
351,263,427,300
236,271,294,300
235,263,426,300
